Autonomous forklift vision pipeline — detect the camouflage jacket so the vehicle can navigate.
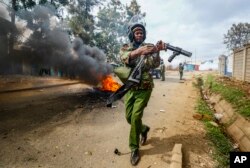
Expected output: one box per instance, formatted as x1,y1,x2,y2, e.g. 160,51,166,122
119,42,160,90
160,63,165,72
179,64,184,72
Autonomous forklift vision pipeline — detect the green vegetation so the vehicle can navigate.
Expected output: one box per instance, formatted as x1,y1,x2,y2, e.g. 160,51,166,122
204,74,250,118
196,99,234,168
224,23,250,50
5,0,145,63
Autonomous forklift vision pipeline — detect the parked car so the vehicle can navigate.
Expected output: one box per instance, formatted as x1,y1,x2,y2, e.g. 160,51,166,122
150,67,161,79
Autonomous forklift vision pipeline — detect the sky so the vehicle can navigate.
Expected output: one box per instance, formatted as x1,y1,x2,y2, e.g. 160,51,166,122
120,0,250,65
1,0,249,66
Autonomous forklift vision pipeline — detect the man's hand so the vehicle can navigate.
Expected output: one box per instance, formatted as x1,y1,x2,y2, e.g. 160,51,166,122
130,45,157,58
139,45,158,55
156,40,167,51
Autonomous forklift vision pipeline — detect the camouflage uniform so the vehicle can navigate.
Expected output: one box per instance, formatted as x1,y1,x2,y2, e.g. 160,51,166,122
179,63,184,80
120,42,160,151
160,61,165,81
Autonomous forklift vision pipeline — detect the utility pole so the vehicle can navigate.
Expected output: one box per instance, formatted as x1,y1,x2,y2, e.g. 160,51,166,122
195,49,196,65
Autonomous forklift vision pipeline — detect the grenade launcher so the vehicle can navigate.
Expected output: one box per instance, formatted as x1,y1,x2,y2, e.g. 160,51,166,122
106,43,192,107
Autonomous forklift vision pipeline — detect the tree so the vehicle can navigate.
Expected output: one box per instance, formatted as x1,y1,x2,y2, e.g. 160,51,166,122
67,0,101,45
95,0,127,62
126,0,145,21
95,0,146,62
5,0,69,11
39,0,69,8
224,23,250,50
5,0,69,51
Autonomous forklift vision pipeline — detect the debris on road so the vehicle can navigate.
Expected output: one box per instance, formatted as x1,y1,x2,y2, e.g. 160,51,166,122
209,121,219,127
214,113,223,121
192,113,212,120
84,151,92,156
114,148,121,156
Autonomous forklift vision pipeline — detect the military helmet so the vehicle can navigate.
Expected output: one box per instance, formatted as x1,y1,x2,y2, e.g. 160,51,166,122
127,14,146,42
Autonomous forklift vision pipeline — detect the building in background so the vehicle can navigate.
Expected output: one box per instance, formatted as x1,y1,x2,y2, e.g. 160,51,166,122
199,59,218,71
232,43,250,82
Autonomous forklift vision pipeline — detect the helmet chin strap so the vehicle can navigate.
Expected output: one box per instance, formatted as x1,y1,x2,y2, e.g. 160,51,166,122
132,40,143,48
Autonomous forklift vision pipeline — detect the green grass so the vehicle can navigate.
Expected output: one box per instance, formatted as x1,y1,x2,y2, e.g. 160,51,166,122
204,74,250,118
196,99,234,168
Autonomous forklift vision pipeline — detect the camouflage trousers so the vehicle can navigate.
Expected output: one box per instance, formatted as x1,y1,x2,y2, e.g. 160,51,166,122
179,71,183,80
124,89,152,151
161,71,165,81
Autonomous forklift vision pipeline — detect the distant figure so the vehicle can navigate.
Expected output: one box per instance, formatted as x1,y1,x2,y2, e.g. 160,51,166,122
179,63,184,80
160,59,165,81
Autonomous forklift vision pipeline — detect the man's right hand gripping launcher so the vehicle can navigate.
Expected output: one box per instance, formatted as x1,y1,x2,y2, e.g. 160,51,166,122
106,43,192,107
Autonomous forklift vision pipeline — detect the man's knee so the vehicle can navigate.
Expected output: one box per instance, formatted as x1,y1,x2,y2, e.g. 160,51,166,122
131,114,142,125
126,116,131,124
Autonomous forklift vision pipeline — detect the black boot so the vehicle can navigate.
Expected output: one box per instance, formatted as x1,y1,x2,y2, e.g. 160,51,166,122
140,126,150,146
130,149,140,166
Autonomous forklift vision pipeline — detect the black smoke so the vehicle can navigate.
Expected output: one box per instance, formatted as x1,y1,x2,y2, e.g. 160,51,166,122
0,3,19,74
0,4,112,85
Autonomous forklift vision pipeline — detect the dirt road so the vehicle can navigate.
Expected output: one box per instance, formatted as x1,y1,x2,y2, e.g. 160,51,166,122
0,71,216,168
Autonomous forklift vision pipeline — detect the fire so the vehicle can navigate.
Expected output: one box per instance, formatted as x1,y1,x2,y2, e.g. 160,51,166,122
101,75,121,92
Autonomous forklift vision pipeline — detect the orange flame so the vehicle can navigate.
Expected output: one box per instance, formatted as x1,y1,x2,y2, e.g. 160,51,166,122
101,75,121,92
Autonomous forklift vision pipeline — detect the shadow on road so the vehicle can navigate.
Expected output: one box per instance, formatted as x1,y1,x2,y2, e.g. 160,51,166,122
159,76,183,83
0,88,111,135
141,133,209,167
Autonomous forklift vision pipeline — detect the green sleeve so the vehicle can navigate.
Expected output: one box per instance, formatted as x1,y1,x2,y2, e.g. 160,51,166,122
119,44,132,64
120,50,131,64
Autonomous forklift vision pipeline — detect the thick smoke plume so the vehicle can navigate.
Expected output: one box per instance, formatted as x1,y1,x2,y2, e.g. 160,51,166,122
0,4,112,85
0,4,18,74
0,4,9,19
